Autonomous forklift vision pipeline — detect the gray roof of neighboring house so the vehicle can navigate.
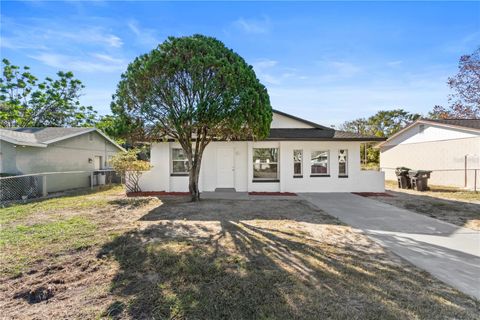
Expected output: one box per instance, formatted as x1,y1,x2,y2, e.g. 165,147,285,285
0,127,124,150
423,119,480,131
267,128,385,141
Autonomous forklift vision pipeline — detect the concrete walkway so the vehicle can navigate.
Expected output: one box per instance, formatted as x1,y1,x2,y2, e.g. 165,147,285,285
299,193,480,300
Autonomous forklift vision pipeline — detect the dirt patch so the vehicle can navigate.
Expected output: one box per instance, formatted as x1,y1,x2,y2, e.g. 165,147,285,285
1,188,479,319
14,286,55,304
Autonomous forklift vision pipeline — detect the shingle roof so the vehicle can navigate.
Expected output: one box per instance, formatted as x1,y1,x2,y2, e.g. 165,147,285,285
424,119,480,130
4,127,93,143
0,127,124,150
267,128,385,141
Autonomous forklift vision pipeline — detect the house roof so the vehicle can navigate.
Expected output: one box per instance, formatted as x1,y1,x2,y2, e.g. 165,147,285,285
422,119,480,131
376,118,480,148
0,127,125,150
269,110,385,141
267,128,385,141
272,109,333,130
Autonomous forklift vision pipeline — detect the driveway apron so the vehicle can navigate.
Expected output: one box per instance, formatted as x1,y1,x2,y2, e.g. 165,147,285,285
299,193,480,299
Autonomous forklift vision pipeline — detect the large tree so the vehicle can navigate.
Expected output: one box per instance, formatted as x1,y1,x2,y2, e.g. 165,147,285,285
430,47,480,119
0,59,97,127
113,35,272,201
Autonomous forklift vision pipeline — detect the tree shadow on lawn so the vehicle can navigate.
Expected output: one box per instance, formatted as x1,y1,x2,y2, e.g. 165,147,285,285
98,198,479,319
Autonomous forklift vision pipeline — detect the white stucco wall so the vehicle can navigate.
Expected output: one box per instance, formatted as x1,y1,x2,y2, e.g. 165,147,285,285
380,124,480,189
138,110,384,193
270,112,313,128
139,140,385,193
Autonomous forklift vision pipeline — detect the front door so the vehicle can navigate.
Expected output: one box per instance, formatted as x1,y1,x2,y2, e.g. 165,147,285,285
216,148,235,188
94,156,102,170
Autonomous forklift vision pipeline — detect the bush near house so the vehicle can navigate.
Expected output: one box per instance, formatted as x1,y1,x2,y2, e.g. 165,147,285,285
110,149,151,193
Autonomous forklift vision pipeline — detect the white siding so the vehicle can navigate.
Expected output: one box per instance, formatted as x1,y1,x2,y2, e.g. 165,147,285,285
380,129,480,189
270,112,314,128
384,123,478,147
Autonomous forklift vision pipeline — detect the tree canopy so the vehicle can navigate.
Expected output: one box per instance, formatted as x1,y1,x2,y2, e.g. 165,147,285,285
340,109,420,138
430,47,480,119
113,34,272,200
340,109,420,164
0,59,97,127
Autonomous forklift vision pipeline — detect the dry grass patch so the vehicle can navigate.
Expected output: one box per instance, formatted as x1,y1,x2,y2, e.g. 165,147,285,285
1,189,479,319
381,181,480,230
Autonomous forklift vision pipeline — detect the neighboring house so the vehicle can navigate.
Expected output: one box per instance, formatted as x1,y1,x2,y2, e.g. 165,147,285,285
138,109,386,193
0,127,124,192
378,119,480,189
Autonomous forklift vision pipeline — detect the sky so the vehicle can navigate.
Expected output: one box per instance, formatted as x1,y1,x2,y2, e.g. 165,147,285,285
1,1,479,127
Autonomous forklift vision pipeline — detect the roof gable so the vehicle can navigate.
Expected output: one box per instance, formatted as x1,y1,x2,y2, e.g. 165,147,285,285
271,109,332,129
378,119,480,148
0,127,125,151
269,109,384,141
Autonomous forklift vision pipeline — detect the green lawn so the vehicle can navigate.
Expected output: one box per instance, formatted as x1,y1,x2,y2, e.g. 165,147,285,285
1,187,479,319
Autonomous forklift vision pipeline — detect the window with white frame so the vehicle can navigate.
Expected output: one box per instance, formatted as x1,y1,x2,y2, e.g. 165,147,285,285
338,149,348,177
311,150,329,176
293,149,303,176
171,148,189,174
253,148,279,180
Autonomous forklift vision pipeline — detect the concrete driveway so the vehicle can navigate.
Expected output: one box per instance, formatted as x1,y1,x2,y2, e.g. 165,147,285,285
299,193,480,300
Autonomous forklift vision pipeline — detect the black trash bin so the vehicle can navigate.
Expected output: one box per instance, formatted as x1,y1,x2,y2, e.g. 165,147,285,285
408,170,432,191
395,167,411,189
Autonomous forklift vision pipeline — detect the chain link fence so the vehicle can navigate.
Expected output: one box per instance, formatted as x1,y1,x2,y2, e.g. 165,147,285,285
0,170,120,204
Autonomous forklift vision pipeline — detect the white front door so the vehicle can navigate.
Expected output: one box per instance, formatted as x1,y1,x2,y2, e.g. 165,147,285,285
216,148,235,188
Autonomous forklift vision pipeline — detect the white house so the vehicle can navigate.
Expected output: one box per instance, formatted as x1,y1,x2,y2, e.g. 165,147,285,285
138,110,386,193
378,119,480,190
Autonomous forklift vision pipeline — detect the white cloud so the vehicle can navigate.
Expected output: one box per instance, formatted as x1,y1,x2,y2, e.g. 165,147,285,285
45,28,123,48
0,16,123,50
252,59,278,69
234,16,271,34
127,20,159,47
315,60,362,80
30,52,126,73
387,60,403,67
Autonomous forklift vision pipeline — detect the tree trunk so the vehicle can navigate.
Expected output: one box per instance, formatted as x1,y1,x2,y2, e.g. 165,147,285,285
189,162,201,201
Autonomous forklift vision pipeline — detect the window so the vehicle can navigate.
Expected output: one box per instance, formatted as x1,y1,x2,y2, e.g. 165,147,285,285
293,150,303,177
338,149,348,177
106,155,113,168
311,151,329,176
88,132,93,141
253,148,279,180
172,148,189,174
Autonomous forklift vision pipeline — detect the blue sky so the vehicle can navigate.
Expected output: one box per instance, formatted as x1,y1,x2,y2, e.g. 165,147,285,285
1,1,479,126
